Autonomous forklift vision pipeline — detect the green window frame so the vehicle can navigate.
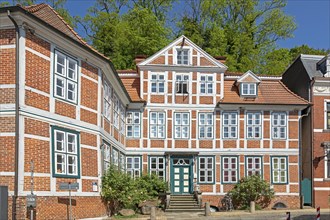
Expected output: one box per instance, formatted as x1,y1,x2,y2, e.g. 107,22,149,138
221,156,239,184
149,156,165,180
271,156,288,184
52,126,80,178
198,156,214,184
245,156,263,177
126,156,141,179
54,50,78,104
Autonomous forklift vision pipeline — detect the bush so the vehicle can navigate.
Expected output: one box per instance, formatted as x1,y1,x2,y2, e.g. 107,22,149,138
101,166,168,215
229,175,274,209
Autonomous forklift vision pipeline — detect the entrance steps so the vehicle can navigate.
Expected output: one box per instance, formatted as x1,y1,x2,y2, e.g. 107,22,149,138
166,195,204,212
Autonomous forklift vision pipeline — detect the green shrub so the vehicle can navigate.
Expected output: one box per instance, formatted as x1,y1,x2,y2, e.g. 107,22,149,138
229,175,275,209
101,166,168,215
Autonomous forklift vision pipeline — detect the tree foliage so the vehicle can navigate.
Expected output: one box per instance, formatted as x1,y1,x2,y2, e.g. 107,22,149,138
101,166,168,215
229,175,275,210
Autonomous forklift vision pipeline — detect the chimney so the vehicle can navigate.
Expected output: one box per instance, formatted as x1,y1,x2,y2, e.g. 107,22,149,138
135,55,147,65
214,56,227,64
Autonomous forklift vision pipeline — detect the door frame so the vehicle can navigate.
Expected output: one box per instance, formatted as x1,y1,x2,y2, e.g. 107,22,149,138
170,156,193,194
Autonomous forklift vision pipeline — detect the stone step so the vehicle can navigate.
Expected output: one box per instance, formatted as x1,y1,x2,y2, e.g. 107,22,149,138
170,197,196,201
168,205,201,209
165,208,204,212
170,201,198,205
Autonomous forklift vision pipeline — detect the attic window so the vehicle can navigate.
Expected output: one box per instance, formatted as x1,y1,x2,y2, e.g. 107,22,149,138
241,83,257,96
177,49,189,65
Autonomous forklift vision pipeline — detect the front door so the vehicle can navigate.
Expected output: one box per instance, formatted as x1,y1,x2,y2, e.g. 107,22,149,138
171,157,192,194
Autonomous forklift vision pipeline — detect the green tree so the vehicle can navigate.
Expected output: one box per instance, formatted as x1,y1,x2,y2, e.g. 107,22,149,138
178,0,296,73
46,0,76,28
229,175,275,210
78,0,172,69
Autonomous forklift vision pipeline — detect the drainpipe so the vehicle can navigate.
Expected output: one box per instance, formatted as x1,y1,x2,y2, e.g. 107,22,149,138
299,106,310,209
7,10,20,220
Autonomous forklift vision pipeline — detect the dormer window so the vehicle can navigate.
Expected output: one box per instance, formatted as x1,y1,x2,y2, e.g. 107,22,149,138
176,49,189,65
241,83,257,96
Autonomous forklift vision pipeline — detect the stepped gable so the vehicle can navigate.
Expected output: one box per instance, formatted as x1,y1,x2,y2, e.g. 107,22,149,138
220,73,309,105
118,70,144,102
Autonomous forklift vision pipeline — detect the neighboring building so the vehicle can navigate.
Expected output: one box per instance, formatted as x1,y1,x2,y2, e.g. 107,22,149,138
0,4,142,219
0,3,312,220
282,54,330,208
119,36,309,210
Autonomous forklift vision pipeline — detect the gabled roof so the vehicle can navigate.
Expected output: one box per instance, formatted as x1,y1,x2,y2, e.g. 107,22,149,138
236,70,261,83
138,35,228,69
219,79,309,106
118,70,145,103
298,54,325,79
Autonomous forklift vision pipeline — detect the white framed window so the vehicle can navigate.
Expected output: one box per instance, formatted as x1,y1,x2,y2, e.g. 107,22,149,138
111,148,119,167
126,156,141,178
119,153,126,172
246,112,261,139
199,113,213,139
272,112,287,139
126,112,140,138
52,127,79,177
174,112,189,139
271,156,287,184
150,74,165,93
200,75,214,94
245,156,262,177
103,142,111,173
176,48,189,65
103,81,112,121
54,50,78,103
150,112,165,138
222,156,238,183
113,94,119,129
198,156,214,183
223,112,238,139
241,83,256,96
176,74,189,94
149,156,165,180
326,101,330,129
120,104,125,134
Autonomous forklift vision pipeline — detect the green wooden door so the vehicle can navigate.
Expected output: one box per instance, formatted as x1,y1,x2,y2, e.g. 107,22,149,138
301,178,311,205
171,157,192,194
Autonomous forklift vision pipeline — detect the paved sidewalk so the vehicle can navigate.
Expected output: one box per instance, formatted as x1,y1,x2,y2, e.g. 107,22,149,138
80,208,330,220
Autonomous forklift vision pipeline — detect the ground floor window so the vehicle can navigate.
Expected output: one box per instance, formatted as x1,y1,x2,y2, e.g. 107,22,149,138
127,156,141,178
221,156,238,183
102,142,111,173
149,156,165,180
52,126,80,178
245,156,262,177
198,156,214,183
271,156,288,184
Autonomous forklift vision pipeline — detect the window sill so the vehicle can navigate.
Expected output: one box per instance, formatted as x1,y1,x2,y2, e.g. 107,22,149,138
322,129,330,133
323,178,330,181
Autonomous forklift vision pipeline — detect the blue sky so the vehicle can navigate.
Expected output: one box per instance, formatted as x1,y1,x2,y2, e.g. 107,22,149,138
3,0,330,49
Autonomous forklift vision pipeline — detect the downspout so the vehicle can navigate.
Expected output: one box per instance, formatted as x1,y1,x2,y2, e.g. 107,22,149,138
7,10,20,220
298,106,310,209
310,79,315,207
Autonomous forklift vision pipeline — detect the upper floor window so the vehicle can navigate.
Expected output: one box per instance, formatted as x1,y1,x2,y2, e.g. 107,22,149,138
54,50,78,103
174,112,189,139
241,83,256,96
113,94,119,129
177,49,189,65
52,126,80,178
151,74,165,93
272,112,287,139
271,156,287,184
326,102,330,129
223,112,238,139
176,74,189,94
126,112,140,138
199,113,213,139
150,112,165,138
246,112,261,139
120,104,125,134
103,81,112,121
200,75,214,94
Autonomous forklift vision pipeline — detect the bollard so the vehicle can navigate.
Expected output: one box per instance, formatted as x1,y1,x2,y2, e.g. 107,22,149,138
250,201,255,213
286,211,290,220
316,206,320,220
150,206,156,220
205,202,210,216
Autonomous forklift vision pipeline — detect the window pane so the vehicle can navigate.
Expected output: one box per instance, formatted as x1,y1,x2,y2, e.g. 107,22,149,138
67,134,76,153
56,77,65,97
56,132,65,151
